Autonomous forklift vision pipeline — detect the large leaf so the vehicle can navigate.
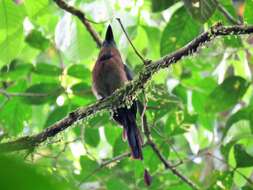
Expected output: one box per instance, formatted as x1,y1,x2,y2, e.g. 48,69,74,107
183,0,217,23
0,29,24,66
67,64,91,80
224,36,243,48
234,144,253,168
25,30,50,51
0,60,33,80
207,171,233,190
113,134,128,157
44,106,69,128
242,185,253,190
104,124,122,146
222,106,253,140
22,83,64,105
55,16,96,62
151,0,179,12
0,81,31,135
142,26,161,59
106,178,129,190
84,127,100,147
34,63,62,76
160,8,201,56
71,82,91,96
80,155,99,177
244,0,253,24
0,155,74,190
172,84,187,104
0,0,25,30
0,0,25,66
205,76,249,113
24,0,49,18
88,112,110,127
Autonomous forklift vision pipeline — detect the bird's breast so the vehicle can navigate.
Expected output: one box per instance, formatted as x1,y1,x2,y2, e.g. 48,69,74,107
92,57,128,98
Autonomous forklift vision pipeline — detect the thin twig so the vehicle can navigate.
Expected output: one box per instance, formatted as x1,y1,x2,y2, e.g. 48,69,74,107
116,18,147,64
79,151,131,185
0,89,50,97
79,143,149,185
216,1,240,25
141,93,199,189
53,0,102,47
207,153,253,185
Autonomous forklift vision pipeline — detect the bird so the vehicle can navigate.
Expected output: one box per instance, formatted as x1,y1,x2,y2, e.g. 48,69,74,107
92,25,143,160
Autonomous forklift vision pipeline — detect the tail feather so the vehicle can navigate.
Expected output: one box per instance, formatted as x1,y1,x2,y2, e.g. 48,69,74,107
113,103,143,160
125,116,143,159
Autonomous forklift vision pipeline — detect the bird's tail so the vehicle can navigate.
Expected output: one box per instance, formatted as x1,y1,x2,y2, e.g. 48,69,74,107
124,113,143,159
113,107,143,160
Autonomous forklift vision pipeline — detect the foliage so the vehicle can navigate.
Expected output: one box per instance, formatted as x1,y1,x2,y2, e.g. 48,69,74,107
0,0,253,189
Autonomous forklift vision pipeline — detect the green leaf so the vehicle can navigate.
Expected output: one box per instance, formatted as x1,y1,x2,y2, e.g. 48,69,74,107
104,124,122,145
0,81,31,135
160,8,201,56
0,0,25,66
234,144,253,168
0,60,33,80
205,76,249,113
133,159,145,179
34,63,62,76
0,29,24,66
244,0,253,24
0,155,75,190
67,64,91,80
85,127,100,147
24,0,49,18
183,0,217,23
222,106,253,140
221,139,237,162
0,0,25,31
221,135,253,162
113,134,128,157
71,82,93,98
55,17,96,62
88,112,110,127
22,83,64,105
44,106,69,127
142,25,161,59
207,171,233,190
80,155,98,176
242,185,253,190
224,36,243,48
172,84,187,104
143,147,160,172
25,30,50,51
151,0,178,12
106,178,129,190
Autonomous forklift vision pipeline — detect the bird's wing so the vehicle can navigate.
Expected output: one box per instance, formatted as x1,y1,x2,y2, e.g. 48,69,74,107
124,64,134,81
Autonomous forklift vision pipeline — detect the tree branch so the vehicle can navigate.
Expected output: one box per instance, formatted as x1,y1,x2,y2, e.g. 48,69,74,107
141,96,199,189
53,0,102,47
0,89,50,97
0,24,253,153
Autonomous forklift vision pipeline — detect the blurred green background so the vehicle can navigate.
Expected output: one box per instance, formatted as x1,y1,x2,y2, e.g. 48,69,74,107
0,0,253,189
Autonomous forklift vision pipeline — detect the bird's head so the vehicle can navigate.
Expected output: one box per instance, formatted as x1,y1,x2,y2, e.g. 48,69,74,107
102,25,116,47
